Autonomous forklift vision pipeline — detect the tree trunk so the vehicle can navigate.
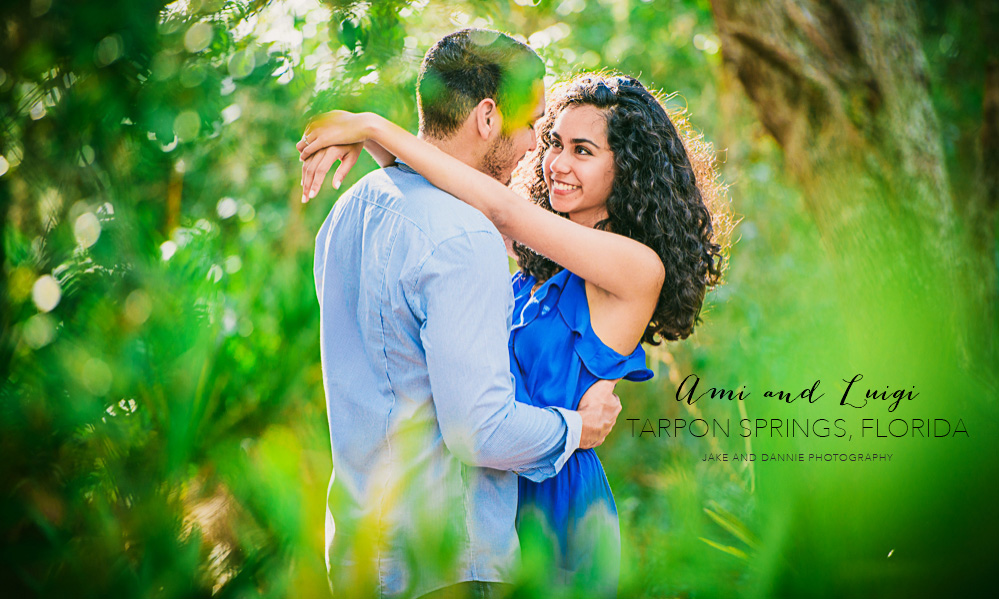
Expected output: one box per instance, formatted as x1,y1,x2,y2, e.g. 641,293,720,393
712,0,951,227
711,0,995,358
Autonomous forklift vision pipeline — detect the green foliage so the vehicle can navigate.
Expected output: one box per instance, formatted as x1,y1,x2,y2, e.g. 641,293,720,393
1,1,994,598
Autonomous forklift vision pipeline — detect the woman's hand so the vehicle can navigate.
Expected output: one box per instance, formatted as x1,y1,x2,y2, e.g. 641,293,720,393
297,111,386,201
299,141,362,202
301,110,375,159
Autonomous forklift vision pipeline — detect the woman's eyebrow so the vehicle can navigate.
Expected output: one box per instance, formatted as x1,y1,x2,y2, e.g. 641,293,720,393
550,130,599,149
570,137,600,149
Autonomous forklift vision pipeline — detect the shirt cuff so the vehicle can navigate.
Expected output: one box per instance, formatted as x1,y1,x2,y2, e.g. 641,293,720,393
549,406,582,474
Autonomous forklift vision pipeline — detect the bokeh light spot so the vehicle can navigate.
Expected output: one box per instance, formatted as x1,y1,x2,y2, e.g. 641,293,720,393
94,34,124,67
10,267,35,302
32,275,62,312
221,104,242,124
160,240,178,261
207,264,223,283
217,197,238,219
223,308,237,335
237,202,255,222
179,62,207,88
125,290,153,326
74,212,102,248
694,33,720,54
29,0,52,17
184,22,214,53
30,101,47,120
238,317,253,337
151,51,179,81
224,255,242,274
174,110,201,141
82,357,113,396
23,314,56,349
227,49,256,79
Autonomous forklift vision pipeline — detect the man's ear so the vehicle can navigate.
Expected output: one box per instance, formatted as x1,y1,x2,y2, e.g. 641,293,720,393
473,98,501,140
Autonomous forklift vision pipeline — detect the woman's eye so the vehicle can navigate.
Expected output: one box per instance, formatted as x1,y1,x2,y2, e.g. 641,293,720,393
575,146,591,155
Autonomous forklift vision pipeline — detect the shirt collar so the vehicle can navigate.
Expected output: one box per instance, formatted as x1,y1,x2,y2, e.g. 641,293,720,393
394,159,416,175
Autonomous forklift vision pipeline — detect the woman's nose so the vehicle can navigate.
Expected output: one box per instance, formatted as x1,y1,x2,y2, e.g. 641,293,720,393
549,153,570,173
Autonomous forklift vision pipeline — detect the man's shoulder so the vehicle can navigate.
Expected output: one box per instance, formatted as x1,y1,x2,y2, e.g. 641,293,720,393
345,166,501,246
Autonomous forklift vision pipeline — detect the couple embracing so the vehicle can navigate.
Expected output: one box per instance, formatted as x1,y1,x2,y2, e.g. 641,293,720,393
302,28,723,599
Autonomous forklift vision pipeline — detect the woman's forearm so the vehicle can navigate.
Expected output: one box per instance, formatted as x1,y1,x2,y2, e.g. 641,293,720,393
365,115,515,227
363,139,396,168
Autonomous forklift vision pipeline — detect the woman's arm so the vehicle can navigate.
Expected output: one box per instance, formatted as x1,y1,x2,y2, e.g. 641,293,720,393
301,111,665,306
296,138,396,200
296,135,396,168
363,139,397,167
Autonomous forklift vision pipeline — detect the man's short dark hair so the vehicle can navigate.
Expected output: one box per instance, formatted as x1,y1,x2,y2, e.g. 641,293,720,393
417,28,545,139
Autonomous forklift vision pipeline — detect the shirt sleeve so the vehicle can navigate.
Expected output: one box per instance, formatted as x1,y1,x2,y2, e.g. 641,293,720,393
410,229,581,482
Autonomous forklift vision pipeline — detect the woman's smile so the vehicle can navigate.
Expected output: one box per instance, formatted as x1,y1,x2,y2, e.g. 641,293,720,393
550,179,581,194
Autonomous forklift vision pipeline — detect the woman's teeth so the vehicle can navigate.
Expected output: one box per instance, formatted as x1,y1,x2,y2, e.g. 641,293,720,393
552,181,579,191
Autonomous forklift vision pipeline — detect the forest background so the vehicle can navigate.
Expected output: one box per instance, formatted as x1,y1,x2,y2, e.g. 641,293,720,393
1,0,996,597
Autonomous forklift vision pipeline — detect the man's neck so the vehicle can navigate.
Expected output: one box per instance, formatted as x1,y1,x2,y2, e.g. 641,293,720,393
418,130,481,171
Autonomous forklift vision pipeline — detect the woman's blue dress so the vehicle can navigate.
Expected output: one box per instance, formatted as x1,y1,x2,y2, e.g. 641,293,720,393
509,269,654,595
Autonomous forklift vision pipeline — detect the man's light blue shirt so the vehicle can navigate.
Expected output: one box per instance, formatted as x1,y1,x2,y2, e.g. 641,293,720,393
315,163,582,598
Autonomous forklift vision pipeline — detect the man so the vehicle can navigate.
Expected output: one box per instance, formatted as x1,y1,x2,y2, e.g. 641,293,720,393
305,29,621,599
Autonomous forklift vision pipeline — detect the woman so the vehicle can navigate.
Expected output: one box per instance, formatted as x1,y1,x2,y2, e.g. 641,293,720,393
300,74,725,594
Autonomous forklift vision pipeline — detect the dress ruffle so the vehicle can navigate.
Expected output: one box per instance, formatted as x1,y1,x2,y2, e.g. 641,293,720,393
511,270,654,383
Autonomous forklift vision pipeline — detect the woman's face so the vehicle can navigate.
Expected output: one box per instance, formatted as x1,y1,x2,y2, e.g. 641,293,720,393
543,104,616,228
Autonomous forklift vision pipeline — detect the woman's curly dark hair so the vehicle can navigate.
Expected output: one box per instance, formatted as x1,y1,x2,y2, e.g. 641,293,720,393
512,73,730,344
